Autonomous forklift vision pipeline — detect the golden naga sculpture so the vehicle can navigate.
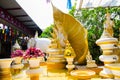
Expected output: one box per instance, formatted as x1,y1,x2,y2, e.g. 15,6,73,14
50,25,67,49
52,5,88,64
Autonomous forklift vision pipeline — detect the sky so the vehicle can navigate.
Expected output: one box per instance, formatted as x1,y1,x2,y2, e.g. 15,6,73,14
16,0,75,30
16,0,120,30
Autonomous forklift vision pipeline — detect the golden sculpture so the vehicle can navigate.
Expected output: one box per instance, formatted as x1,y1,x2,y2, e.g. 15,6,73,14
86,51,93,62
49,25,66,49
46,25,66,69
86,51,97,68
52,5,88,64
64,40,76,72
64,40,76,58
104,12,114,37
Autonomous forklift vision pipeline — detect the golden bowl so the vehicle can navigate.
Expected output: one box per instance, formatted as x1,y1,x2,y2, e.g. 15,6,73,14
70,69,96,79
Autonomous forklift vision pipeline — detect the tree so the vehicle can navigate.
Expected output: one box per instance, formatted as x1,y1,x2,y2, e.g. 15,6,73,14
39,24,54,38
74,7,120,64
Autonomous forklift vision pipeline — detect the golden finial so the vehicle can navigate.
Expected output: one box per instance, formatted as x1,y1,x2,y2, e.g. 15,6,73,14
35,31,38,38
13,40,21,51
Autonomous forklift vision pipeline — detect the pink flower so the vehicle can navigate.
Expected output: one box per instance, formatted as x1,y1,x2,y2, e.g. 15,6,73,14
11,50,23,58
23,47,45,59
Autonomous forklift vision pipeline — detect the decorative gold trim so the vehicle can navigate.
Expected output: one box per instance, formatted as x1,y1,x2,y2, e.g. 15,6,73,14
105,66,120,70
114,75,120,78
100,73,114,78
30,66,40,69
0,68,12,79
0,68,10,71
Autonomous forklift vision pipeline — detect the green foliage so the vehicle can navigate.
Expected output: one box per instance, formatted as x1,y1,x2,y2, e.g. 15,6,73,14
68,0,77,17
39,24,54,38
74,7,120,64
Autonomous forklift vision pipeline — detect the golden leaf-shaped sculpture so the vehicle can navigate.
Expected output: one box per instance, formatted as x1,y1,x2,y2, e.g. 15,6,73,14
52,5,88,64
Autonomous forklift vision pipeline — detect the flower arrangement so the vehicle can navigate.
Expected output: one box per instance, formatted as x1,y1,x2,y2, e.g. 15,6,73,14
24,47,45,59
11,50,24,58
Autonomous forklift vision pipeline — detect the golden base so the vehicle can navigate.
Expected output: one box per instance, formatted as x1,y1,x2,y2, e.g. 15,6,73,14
11,68,22,75
47,62,66,70
0,73,12,80
87,67,103,75
0,77,12,80
30,75,39,80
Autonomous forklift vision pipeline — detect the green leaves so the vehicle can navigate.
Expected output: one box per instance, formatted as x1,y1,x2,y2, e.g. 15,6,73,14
39,24,53,38
74,7,120,64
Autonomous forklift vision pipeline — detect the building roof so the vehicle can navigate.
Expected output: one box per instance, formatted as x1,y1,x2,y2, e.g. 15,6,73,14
0,0,42,36
77,0,120,9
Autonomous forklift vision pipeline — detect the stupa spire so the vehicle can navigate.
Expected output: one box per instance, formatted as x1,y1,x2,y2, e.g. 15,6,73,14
35,31,38,38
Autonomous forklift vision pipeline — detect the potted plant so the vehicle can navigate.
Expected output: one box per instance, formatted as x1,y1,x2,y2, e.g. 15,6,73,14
11,49,24,78
24,47,45,67
11,49,24,64
24,47,45,80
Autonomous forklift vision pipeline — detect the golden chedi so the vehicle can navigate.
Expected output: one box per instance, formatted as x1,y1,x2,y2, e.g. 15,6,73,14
96,12,118,78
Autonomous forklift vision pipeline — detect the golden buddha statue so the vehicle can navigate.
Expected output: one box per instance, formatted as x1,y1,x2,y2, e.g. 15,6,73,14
86,51,93,62
104,12,114,37
86,50,97,68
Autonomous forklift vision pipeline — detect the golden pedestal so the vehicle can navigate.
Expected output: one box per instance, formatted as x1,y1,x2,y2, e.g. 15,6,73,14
29,74,40,80
0,68,12,80
26,68,41,80
0,58,13,80
46,49,66,70
26,58,41,80
47,62,66,70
